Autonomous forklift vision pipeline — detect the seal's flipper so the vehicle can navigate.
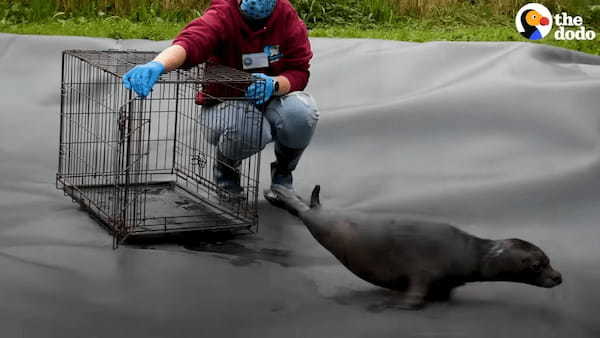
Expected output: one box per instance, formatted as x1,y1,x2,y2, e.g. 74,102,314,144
264,185,310,217
264,188,296,215
310,185,321,209
398,275,430,310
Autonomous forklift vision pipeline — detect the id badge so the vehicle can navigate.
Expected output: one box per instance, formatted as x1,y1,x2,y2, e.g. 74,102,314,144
242,52,269,70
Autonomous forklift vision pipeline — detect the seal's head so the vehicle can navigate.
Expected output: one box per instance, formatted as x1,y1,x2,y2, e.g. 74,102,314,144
483,239,562,288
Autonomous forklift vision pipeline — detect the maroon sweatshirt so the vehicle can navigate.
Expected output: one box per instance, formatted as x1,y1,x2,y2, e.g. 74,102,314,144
172,0,313,92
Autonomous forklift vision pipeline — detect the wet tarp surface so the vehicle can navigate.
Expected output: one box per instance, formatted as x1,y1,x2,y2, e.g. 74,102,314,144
1,33,599,337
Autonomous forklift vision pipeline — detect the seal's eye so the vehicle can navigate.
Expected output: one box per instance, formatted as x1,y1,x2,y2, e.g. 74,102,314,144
531,262,542,272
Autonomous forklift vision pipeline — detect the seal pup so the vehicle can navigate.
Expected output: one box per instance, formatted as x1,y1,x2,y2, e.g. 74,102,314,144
265,185,562,309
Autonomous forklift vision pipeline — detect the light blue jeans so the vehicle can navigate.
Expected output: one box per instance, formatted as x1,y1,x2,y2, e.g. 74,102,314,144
202,91,320,161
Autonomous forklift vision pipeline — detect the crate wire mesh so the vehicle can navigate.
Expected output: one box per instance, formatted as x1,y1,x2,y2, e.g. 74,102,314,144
57,50,265,246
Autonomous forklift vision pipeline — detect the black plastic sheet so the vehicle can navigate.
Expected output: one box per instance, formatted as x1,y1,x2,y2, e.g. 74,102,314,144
1,33,599,337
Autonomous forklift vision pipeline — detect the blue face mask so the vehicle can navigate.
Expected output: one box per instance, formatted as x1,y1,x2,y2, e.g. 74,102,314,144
240,0,276,21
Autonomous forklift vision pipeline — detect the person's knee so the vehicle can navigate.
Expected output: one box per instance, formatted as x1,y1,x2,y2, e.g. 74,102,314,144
201,103,227,145
269,92,319,149
218,119,272,160
203,101,272,159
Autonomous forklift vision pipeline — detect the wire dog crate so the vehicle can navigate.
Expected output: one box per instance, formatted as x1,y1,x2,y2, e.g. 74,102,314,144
57,50,265,246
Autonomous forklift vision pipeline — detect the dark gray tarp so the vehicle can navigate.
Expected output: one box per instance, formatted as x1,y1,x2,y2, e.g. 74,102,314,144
1,33,600,337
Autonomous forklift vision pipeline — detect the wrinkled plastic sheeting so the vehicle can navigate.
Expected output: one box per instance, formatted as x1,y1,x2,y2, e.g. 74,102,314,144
0,33,599,337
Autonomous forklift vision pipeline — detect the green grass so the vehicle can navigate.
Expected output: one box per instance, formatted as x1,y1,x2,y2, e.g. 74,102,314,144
1,17,597,55
1,0,596,25
0,0,598,55
0,17,183,40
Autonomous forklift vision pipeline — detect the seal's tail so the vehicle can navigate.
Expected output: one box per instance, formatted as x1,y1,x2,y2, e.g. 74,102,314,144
310,185,321,209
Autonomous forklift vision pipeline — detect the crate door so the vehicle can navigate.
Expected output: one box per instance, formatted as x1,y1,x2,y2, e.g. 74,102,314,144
113,98,152,238
58,52,139,233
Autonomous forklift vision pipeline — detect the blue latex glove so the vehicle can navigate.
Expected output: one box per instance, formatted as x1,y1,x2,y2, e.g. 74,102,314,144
245,73,276,105
122,61,165,97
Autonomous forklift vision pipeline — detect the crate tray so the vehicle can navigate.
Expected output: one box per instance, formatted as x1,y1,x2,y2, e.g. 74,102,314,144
67,181,255,241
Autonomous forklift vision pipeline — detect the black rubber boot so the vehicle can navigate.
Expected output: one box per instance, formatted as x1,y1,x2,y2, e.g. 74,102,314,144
270,143,305,191
214,152,243,195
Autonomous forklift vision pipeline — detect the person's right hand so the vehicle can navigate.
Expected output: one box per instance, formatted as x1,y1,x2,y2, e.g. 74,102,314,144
122,61,165,97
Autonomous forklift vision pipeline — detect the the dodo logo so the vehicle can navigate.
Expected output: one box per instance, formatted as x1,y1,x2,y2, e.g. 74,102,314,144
515,3,553,40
